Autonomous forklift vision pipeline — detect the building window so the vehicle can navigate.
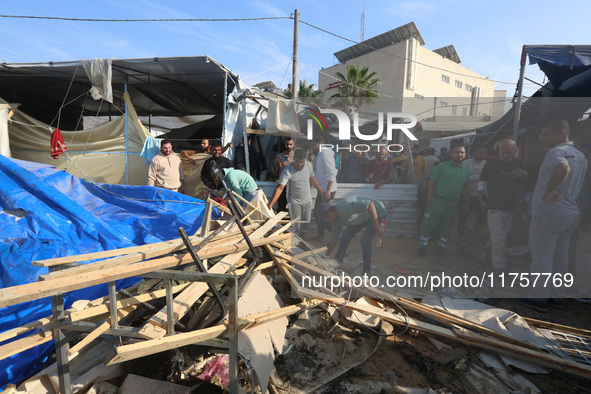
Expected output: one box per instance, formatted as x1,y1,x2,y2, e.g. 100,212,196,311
462,107,467,116
414,93,424,100
452,106,457,115
441,74,450,83
465,84,473,92
439,101,448,107
455,80,463,89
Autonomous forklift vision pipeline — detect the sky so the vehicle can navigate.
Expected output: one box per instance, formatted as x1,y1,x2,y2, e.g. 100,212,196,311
0,1,589,98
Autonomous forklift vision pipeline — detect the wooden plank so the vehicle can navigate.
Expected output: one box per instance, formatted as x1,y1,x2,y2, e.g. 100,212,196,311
39,225,258,281
200,198,214,236
293,247,328,260
0,232,289,309
139,213,288,339
455,329,591,380
33,234,204,267
0,331,53,360
524,317,591,339
276,251,542,352
68,283,191,323
106,299,322,366
34,220,251,268
68,305,139,357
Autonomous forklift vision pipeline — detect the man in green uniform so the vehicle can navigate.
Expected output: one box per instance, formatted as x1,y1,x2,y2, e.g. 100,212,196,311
419,145,469,257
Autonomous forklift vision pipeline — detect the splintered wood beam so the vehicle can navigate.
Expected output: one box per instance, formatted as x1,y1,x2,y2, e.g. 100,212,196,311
138,212,289,339
33,220,249,268
200,198,214,236
0,331,54,360
0,230,289,309
275,251,543,352
105,299,322,366
39,225,259,282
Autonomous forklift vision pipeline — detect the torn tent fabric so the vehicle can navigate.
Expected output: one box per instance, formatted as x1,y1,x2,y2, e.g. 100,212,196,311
0,155,218,388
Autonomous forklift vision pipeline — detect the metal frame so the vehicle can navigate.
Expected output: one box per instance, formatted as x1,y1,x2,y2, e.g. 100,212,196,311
50,268,240,393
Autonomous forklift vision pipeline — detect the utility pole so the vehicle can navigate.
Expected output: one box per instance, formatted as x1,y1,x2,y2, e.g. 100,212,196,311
360,0,365,41
292,9,299,99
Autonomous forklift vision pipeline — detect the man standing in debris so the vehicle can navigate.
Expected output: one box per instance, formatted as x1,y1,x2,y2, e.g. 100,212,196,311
201,141,233,190
457,145,488,238
147,139,185,193
419,144,469,257
311,135,338,242
367,147,395,189
478,139,528,273
319,196,387,275
267,149,323,239
270,137,295,212
516,119,587,312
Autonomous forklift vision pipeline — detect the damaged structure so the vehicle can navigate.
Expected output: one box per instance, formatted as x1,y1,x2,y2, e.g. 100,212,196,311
2,49,591,393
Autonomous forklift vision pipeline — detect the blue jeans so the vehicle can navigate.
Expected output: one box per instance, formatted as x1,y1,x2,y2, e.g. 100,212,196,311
529,214,579,298
335,217,385,275
241,189,259,207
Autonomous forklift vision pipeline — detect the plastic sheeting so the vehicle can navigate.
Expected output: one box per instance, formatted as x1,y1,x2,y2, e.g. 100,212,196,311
0,155,213,388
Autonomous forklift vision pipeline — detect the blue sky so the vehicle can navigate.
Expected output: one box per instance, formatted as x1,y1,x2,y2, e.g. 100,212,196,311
0,1,589,97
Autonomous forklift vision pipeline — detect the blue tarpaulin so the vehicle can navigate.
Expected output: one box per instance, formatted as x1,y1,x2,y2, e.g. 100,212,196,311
0,155,213,387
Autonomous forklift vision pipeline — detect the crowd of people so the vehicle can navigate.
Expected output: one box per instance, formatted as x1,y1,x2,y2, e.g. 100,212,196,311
147,119,591,309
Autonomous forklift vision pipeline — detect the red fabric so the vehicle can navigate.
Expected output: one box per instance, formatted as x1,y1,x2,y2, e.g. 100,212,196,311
50,128,67,159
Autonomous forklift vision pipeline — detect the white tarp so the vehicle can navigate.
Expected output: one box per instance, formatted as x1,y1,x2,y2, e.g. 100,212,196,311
0,106,11,157
82,58,113,103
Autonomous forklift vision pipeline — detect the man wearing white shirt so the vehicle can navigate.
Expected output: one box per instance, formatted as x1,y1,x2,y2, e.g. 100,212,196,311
310,135,338,242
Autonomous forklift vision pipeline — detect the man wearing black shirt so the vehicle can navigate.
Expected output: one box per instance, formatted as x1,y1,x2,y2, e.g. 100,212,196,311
201,142,233,190
478,139,528,271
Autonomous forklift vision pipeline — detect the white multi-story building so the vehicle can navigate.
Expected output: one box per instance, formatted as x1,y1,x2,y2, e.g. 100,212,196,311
318,22,504,122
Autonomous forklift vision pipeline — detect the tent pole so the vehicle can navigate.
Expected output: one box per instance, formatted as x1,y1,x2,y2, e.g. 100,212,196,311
223,72,228,146
124,76,129,184
512,46,527,142
292,9,299,98
242,98,250,175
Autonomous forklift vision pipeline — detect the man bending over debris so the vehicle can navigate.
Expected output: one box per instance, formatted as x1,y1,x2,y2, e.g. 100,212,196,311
219,167,259,205
319,196,387,275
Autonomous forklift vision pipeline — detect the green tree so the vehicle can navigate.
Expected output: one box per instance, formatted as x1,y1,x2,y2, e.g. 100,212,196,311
331,64,381,108
284,80,324,104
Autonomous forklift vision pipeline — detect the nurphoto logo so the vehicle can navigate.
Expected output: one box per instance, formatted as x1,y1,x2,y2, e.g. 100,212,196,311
305,108,418,153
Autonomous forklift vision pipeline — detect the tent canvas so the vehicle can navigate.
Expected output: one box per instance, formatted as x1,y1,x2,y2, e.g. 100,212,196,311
0,57,239,185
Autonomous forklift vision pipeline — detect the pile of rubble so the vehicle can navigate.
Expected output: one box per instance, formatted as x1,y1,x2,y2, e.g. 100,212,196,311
2,194,591,393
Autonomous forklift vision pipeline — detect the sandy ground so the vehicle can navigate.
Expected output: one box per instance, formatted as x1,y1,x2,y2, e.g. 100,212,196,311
297,225,591,393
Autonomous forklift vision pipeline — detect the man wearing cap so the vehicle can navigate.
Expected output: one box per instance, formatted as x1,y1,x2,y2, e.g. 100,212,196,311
320,196,387,275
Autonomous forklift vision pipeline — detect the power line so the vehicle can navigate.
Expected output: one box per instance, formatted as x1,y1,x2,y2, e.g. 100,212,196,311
298,19,519,87
0,14,290,22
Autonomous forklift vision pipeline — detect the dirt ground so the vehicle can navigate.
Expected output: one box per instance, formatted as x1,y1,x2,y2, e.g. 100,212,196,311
296,227,591,393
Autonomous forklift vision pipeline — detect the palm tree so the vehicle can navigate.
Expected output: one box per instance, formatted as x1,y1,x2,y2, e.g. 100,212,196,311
284,80,324,104
331,64,381,108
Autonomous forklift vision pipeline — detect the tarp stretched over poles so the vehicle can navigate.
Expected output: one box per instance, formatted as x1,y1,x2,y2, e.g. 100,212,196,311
0,155,213,388
476,45,591,144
